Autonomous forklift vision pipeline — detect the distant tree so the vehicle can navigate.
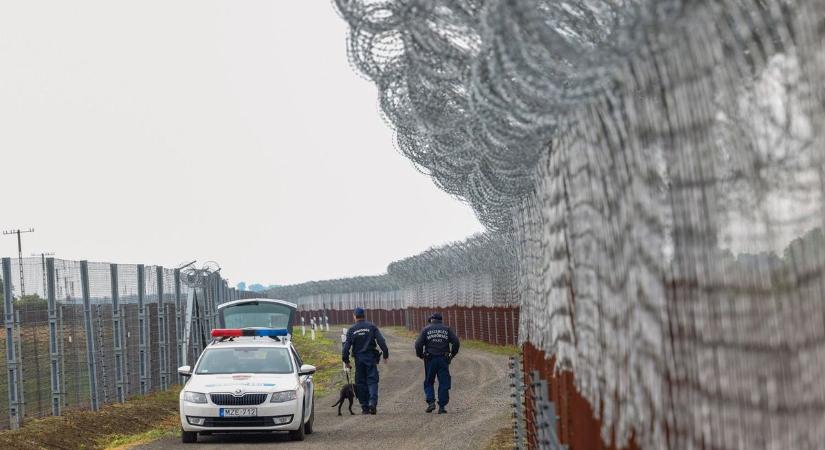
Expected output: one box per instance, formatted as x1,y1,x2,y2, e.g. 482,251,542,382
237,281,247,291
248,284,267,293
16,293,47,311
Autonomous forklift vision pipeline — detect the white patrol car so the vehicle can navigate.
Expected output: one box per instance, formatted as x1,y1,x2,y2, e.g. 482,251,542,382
177,299,316,443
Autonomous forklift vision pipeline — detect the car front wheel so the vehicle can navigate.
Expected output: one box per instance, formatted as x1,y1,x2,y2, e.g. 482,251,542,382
304,397,315,435
182,430,197,444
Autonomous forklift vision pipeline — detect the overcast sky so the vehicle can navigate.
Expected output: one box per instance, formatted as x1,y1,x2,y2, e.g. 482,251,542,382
0,1,483,286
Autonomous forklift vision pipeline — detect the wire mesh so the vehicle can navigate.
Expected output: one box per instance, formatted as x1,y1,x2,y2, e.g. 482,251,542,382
0,258,235,430
331,1,825,449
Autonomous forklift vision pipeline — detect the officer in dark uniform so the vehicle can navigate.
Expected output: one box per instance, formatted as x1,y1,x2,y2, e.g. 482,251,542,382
342,307,389,415
415,312,460,414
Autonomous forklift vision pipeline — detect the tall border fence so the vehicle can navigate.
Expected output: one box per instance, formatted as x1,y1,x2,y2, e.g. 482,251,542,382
0,257,254,430
330,0,825,448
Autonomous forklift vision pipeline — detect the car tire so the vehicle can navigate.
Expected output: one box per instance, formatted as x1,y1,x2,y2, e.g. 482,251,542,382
181,430,198,444
289,404,306,441
304,396,315,435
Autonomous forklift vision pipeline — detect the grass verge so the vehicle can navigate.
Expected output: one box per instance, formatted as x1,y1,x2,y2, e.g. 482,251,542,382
385,326,520,356
0,386,181,450
292,331,342,398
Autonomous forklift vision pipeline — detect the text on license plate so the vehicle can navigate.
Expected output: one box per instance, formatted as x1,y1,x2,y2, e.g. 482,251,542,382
220,408,257,417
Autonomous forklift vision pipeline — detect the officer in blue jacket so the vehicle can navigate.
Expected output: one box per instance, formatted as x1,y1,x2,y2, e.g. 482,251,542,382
342,307,389,415
415,312,460,413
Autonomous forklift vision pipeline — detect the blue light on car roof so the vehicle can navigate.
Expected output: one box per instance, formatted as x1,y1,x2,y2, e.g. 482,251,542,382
253,328,289,337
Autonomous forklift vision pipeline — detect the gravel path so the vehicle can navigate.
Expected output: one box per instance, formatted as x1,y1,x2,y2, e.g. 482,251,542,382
137,328,510,450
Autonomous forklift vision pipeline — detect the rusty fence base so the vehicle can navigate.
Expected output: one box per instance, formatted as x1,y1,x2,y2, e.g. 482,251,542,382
522,342,642,450
296,306,520,347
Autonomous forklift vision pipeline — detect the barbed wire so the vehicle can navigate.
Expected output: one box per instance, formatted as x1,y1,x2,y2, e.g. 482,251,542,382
332,1,825,449
268,275,399,300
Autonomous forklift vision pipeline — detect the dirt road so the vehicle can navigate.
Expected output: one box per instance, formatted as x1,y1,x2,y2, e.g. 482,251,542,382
137,328,510,450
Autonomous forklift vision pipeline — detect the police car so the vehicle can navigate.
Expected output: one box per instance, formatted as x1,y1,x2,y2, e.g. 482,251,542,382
177,299,316,443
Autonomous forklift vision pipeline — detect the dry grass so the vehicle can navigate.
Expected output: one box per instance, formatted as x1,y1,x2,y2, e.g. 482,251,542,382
484,425,516,450
0,386,181,450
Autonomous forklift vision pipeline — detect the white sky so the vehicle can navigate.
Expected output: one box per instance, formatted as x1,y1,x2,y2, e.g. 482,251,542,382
0,1,483,286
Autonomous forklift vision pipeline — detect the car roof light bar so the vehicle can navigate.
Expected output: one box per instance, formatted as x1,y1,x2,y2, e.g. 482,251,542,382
210,328,289,338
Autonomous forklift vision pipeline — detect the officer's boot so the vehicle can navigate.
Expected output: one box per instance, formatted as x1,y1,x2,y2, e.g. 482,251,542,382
437,407,447,414
425,401,436,413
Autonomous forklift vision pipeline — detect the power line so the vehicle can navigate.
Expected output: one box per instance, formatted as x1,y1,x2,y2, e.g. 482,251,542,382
3,228,35,297
32,252,55,298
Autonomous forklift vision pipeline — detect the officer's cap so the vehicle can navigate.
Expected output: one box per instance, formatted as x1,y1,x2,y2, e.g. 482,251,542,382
354,307,365,317
429,312,443,321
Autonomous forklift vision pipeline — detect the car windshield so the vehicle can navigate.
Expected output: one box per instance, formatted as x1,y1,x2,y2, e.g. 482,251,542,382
220,301,293,330
195,347,293,374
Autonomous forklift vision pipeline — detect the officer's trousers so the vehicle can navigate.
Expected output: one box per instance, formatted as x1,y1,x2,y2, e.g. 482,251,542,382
354,356,379,409
423,355,451,407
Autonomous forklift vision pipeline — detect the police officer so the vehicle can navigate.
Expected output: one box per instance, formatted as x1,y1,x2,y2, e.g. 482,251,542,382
415,312,460,414
342,307,389,415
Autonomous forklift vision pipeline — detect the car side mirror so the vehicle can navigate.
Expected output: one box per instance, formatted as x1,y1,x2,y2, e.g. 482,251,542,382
178,365,192,378
299,364,316,376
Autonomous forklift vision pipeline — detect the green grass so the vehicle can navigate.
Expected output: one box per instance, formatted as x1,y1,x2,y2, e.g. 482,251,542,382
103,416,180,449
292,331,342,398
385,326,519,356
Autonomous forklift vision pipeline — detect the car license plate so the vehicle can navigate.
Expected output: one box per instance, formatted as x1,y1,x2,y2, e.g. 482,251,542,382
220,408,257,417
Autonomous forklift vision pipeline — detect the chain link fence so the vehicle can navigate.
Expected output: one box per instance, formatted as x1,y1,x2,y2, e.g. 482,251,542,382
0,257,256,430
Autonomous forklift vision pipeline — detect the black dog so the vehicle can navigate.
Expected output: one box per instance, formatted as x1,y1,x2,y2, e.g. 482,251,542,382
331,383,356,416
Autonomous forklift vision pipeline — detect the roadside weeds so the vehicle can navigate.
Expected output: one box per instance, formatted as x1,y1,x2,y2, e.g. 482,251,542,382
0,386,181,450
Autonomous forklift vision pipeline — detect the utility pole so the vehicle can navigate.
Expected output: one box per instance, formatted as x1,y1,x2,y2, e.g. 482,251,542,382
33,252,55,298
3,228,35,298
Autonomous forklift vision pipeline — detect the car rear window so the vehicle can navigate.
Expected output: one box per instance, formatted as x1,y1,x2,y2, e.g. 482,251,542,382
195,347,293,374
221,302,293,329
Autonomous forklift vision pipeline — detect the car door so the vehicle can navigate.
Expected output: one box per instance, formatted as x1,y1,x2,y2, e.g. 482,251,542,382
292,347,313,418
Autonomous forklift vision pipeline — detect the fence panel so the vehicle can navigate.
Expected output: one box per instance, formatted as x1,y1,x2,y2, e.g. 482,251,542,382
0,257,239,430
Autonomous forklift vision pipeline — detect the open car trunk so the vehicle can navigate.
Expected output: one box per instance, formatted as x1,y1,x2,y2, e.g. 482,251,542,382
216,298,298,334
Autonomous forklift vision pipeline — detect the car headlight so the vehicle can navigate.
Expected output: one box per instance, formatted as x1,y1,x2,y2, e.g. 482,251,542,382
183,391,208,404
270,390,298,403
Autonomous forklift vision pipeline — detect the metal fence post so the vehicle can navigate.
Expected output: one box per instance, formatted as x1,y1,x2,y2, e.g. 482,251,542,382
120,304,130,397
46,258,61,417
110,264,126,403
3,258,22,429
137,264,149,395
96,304,109,405
58,305,66,407
530,370,566,450
512,309,518,346
470,308,476,340
156,266,168,391
14,309,23,419
509,356,526,449
80,260,99,411
503,310,510,347
174,269,182,384
493,311,499,345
